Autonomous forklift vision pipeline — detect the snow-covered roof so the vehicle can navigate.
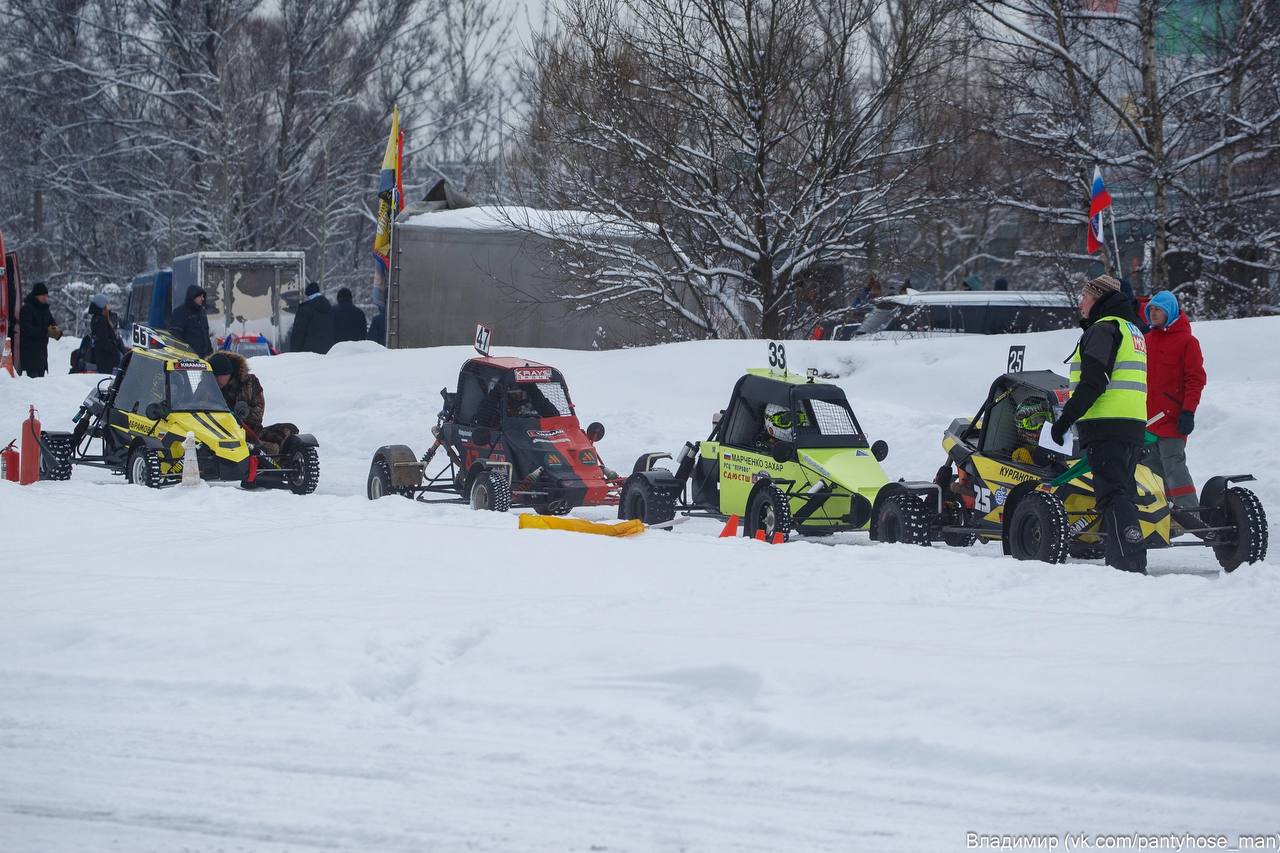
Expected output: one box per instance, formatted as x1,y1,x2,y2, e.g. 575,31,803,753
172,251,306,262
879,289,1074,307
399,205,653,239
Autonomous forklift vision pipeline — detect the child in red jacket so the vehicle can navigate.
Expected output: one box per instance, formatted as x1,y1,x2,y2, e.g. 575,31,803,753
1143,290,1206,512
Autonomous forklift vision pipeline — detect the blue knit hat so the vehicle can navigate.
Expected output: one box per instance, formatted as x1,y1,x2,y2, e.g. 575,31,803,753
1145,290,1179,328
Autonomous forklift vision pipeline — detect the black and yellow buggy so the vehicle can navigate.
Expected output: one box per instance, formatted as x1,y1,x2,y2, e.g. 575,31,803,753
40,326,319,492
889,370,1268,572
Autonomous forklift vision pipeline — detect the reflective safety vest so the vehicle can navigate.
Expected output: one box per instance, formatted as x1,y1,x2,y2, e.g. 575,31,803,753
1068,316,1148,422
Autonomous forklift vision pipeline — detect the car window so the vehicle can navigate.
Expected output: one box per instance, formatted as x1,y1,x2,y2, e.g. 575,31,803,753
799,398,863,440
126,284,152,326
723,396,765,448
858,305,900,335
505,381,571,418
456,373,487,424
955,305,987,333
115,356,166,414
169,367,229,412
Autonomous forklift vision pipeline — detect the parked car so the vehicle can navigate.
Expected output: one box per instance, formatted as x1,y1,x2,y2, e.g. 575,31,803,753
840,290,1076,338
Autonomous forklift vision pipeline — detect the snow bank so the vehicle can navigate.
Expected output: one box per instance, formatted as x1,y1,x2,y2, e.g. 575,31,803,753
1,319,1277,851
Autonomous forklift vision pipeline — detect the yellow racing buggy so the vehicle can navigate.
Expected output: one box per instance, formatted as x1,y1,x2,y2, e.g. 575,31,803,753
41,326,319,492
891,369,1268,571
619,344,936,541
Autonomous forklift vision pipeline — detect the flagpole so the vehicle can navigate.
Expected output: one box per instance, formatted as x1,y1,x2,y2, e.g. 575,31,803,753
1107,206,1123,284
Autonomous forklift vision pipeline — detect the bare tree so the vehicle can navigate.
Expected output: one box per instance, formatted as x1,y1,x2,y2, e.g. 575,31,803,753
517,0,959,339
0,0,444,302
974,0,1280,313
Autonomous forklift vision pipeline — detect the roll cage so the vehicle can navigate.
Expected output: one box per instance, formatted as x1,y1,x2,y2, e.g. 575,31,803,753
957,370,1070,461
711,373,869,451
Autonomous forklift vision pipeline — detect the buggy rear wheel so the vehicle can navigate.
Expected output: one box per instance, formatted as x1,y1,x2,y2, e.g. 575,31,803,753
1008,491,1069,564
470,470,512,512
745,482,791,543
368,459,403,500
127,446,163,489
39,432,73,481
876,493,931,546
619,473,676,525
942,531,977,547
1212,486,1268,572
288,445,320,495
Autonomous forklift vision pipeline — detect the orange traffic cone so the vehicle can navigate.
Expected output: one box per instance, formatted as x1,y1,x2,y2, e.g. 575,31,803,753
719,514,740,538
771,531,785,544
753,529,766,542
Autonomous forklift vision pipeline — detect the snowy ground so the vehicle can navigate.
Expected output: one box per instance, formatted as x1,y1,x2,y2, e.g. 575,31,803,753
2,320,1278,851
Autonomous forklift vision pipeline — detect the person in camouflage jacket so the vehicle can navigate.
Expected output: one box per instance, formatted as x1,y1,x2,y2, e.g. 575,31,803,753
208,351,296,455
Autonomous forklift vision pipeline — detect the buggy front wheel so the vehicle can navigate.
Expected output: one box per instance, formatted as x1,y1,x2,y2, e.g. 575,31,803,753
745,482,792,543
470,470,512,512
127,446,163,489
1008,491,1069,564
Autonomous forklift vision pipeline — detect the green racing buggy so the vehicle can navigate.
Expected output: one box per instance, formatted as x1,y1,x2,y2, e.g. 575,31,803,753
618,345,937,541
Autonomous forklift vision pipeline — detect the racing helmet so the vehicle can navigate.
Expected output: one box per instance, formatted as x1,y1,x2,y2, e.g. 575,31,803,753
1014,397,1051,444
506,386,530,414
764,403,795,442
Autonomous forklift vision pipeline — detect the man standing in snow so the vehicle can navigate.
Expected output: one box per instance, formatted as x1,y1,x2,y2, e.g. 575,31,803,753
1142,290,1206,518
332,287,367,343
169,285,213,357
290,281,335,354
18,282,60,377
1051,274,1149,574
85,294,125,374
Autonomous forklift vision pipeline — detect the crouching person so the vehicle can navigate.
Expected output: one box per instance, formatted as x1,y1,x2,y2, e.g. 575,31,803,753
208,352,297,456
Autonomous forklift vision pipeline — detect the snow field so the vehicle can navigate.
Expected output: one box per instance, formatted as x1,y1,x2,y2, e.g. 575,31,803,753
1,320,1277,851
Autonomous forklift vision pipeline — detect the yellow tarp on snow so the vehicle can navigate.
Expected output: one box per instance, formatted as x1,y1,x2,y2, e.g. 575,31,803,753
517,515,646,537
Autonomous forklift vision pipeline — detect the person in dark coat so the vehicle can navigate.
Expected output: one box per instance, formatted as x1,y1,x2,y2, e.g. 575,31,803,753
332,287,367,343
1051,275,1149,574
290,281,335,354
18,283,60,377
86,294,126,374
367,310,386,346
169,284,213,357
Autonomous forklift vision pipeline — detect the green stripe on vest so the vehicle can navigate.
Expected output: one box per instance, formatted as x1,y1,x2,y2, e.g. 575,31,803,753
1068,316,1147,422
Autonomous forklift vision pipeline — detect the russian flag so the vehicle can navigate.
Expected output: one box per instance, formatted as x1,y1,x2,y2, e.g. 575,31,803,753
1086,165,1112,254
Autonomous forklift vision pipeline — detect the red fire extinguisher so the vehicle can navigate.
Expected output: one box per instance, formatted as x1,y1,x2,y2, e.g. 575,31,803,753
1,440,18,482
19,404,40,485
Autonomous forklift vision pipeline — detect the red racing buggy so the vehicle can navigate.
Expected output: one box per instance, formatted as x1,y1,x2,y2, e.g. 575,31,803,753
367,355,622,513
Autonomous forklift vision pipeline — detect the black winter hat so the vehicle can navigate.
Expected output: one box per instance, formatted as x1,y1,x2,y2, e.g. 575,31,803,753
305,281,321,296
208,352,234,377
30,282,49,297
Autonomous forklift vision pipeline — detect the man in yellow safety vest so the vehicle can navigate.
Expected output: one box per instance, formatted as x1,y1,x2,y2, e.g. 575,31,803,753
1050,274,1149,573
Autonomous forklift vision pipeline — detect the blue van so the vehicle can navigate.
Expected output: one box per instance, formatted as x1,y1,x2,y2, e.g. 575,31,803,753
121,269,173,338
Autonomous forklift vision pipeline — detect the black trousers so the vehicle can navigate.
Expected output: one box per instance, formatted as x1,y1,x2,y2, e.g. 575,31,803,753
1086,439,1147,573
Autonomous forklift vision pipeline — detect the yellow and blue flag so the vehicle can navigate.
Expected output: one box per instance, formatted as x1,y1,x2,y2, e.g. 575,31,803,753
372,107,404,279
